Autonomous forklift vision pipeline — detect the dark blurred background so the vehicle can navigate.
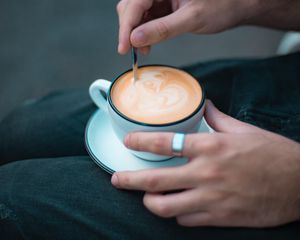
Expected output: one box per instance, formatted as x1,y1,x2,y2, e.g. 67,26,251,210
0,0,285,120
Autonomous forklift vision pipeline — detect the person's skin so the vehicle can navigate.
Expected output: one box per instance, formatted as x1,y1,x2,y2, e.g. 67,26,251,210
113,0,300,227
117,0,300,55
112,101,300,227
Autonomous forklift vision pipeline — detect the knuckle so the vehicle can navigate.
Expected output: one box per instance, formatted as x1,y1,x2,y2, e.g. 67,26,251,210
156,21,170,40
200,163,223,181
151,136,167,153
144,175,160,191
189,3,204,18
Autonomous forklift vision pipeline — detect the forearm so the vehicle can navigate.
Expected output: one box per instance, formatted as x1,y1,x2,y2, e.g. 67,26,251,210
244,0,300,30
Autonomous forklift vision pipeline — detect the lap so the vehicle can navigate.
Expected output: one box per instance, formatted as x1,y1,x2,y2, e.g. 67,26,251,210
0,90,96,165
1,156,299,240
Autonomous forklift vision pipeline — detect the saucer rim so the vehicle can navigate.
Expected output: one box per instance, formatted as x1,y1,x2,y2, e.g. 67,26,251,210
85,110,115,174
85,110,212,175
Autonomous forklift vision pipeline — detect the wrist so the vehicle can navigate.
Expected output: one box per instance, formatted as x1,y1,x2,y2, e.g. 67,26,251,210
239,0,288,23
241,0,300,30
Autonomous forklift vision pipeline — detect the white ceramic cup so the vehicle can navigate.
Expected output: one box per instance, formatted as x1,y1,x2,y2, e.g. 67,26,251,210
89,65,206,161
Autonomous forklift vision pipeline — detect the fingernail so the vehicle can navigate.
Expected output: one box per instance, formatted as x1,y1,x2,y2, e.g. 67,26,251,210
111,174,119,187
132,31,146,45
124,134,130,147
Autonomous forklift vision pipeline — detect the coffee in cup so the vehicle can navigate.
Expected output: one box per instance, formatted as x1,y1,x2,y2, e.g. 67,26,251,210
111,66,202,125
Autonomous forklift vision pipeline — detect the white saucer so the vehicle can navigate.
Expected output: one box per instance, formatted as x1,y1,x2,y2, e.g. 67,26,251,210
85,109,214,174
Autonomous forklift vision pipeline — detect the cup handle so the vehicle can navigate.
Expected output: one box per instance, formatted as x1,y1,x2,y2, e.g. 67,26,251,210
89,79,112,113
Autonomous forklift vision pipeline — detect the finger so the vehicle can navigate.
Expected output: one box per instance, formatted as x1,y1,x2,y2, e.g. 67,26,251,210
118,26,130,54
117,0,129,54
124,132,212,158
111,164,195,192
205,100,261,134
130,6,195,47
176,212,214,227
143,190,210,218
117,0,153,54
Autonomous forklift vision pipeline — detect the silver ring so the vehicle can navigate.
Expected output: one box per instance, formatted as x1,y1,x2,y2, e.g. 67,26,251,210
172,133,185,157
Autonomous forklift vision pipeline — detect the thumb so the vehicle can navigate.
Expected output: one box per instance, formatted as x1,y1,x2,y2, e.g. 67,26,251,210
205,100,260,134
130,8,194,47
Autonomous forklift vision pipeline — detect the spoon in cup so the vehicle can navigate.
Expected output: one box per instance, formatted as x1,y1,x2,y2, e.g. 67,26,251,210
131,47,138,82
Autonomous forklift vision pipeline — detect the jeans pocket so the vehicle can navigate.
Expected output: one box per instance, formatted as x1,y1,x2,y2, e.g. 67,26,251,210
235,107,300,142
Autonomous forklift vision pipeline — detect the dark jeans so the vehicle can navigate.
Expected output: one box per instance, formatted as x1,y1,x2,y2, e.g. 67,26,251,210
0,52,300,239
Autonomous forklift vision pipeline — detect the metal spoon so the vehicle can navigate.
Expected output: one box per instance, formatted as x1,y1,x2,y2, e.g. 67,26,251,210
131,47,138,82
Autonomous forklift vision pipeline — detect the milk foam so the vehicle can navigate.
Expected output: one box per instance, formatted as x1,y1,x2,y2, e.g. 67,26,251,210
112,66,202,124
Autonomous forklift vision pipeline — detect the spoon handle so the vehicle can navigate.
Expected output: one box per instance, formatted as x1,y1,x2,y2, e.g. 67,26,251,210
132,47,138,82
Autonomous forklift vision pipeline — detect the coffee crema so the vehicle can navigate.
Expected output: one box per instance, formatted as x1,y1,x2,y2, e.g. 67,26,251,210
111,66,202,124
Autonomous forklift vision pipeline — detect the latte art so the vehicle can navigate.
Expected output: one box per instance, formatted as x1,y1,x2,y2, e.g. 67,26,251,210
112,66,202,124
122,72,189,114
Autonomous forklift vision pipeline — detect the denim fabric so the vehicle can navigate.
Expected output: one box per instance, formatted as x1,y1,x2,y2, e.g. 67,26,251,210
0,52,300,239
